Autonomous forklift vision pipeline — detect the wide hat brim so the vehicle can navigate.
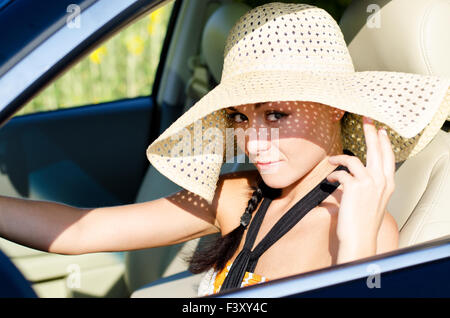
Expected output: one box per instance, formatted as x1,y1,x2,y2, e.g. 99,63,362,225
147,69,450,203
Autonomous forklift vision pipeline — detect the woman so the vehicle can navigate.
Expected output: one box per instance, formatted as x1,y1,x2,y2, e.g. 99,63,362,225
189,102,399,295
0,3,449,296
188,102,400,296
145,2,449,295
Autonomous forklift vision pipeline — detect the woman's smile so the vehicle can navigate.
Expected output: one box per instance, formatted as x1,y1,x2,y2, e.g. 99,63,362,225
255,160,283,171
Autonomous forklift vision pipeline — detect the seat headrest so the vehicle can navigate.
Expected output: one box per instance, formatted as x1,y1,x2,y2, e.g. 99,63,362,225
201,2,251,83
339,0,450,77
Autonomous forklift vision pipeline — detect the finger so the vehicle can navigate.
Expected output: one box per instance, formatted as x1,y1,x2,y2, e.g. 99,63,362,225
328,155,368,179
326,170,353,185
378,127,396,188
362,116,383,172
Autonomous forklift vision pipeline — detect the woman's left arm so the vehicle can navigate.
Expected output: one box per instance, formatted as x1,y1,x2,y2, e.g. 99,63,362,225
326,116,399,264
376,209,399,254
335,210,399,264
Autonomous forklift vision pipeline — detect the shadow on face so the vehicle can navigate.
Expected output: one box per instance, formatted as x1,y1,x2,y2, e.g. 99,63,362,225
225,100,345,188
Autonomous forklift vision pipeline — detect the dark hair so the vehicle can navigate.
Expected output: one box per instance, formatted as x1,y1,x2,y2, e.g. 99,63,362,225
188,177,281,274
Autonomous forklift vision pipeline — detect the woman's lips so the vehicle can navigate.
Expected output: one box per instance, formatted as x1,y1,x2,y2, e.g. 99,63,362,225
255,160,282,169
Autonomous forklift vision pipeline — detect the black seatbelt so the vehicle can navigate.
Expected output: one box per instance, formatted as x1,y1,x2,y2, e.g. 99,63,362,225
220,149,355,292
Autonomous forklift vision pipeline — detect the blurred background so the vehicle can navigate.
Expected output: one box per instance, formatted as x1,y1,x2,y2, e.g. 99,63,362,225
14,2,175,117
14,0,352,118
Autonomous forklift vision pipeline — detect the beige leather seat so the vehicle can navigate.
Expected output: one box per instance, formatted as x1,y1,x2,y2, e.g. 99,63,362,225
339,0,450,247
130,0,450,297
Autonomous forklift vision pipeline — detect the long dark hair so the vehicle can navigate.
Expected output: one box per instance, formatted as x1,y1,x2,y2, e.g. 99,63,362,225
188,176,281,274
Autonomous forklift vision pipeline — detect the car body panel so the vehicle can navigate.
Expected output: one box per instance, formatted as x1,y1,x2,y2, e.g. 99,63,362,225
212,235,450,298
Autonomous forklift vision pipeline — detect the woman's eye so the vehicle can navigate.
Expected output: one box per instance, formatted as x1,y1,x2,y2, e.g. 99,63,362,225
228,112,247,123
266,112,287,122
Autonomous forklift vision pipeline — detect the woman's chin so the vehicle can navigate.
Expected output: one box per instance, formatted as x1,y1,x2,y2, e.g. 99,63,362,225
259,169,293,189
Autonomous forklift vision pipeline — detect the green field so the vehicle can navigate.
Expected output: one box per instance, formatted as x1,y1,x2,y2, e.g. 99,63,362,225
15,2,174,117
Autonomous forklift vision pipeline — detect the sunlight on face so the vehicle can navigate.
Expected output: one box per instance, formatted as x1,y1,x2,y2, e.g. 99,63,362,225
225,101,344,189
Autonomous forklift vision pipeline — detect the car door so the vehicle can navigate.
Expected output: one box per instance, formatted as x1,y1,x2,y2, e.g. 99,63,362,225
0,0,179,297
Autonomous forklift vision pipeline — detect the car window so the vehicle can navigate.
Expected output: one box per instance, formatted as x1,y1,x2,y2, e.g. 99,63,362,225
13,1,174,118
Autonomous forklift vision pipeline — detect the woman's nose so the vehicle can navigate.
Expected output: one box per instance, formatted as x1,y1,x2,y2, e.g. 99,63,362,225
246,128,271,155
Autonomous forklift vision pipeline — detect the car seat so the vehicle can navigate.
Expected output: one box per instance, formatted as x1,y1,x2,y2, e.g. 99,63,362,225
339,0,450,247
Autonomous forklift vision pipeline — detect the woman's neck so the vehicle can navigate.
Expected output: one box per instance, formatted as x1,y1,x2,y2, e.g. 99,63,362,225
278,154,341,204
277,127,344,208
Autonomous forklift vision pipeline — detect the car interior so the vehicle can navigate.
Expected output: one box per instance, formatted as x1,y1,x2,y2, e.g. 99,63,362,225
0,0,449,298
130,0,450,298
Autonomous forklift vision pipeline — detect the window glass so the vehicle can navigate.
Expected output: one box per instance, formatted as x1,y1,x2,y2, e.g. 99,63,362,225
15,1,174,117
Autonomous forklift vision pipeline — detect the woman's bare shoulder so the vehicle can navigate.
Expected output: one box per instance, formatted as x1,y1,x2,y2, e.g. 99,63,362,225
214,169,260,232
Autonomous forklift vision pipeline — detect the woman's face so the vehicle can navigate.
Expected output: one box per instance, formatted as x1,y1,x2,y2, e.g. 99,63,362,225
225,101,345,189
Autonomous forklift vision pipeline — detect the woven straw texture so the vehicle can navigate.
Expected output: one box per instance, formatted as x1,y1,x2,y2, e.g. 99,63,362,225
147,2,450,203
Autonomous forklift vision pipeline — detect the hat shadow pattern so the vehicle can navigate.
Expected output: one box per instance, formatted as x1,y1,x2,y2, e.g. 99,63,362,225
147,2,450,203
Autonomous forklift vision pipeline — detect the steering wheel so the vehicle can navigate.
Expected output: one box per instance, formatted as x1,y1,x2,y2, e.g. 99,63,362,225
0,249,37,297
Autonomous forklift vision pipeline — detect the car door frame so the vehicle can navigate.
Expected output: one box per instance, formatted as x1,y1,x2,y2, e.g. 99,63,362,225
0,0,173,129
212,235,450,297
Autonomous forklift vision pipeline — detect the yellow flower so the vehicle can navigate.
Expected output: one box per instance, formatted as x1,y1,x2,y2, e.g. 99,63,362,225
150,8,162,24
89,46,107,64
126,35,145,56
147,22,154,35
147,8,162,35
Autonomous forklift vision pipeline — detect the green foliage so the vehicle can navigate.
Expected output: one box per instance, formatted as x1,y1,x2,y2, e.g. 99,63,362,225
15,1,174,117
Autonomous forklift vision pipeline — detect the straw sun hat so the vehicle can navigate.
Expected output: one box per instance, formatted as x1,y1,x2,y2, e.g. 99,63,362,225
147,2,450,204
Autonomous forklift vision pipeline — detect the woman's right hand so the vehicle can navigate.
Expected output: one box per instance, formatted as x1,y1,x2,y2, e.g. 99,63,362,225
326,116,396,262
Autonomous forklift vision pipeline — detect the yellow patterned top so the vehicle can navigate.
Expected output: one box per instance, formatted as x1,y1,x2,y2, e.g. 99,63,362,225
198,260,268,296
214,260,268,294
